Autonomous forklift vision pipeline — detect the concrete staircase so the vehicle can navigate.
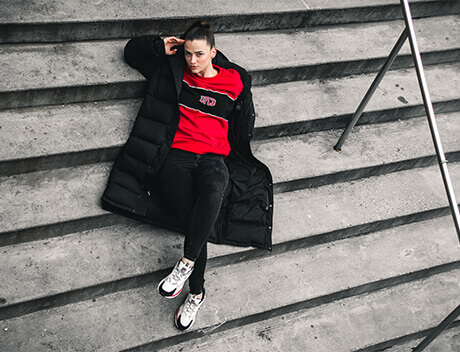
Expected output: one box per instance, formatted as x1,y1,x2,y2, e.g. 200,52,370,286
1,1,459,351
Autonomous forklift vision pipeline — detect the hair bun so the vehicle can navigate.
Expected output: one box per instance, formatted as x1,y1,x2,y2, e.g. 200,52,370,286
181,20,215,45
197,21,210,29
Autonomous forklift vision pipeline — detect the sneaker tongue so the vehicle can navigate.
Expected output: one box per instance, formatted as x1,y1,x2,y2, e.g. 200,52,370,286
179,262,190,272
191,295,202,303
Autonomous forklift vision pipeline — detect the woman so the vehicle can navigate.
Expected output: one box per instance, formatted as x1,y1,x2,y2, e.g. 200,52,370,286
101,21,273,331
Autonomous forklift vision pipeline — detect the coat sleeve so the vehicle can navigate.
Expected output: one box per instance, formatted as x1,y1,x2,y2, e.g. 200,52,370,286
124,35,166,79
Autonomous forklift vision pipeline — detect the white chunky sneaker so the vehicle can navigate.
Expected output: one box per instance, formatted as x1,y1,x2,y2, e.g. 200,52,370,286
175,289,206,331
158,260,194,299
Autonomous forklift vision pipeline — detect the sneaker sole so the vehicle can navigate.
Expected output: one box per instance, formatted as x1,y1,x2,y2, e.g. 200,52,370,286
157,277,183,299
174,294,206,332
175,307,193,331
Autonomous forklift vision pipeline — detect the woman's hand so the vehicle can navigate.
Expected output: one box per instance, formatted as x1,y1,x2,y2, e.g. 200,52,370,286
164,37,185,55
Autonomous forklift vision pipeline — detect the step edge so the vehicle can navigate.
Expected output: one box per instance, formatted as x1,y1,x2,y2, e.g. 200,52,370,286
273,151,460,194
0,206,456,320
2,155,459,240
120,261,460,352
353,320,460,352
1,49,459,110
2,1,458,43
2,99,459,177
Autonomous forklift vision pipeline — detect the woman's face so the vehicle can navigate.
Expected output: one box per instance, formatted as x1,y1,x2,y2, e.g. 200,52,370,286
184,39,216,77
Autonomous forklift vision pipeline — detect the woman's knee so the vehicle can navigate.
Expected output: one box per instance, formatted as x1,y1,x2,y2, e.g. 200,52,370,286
196,159,229,194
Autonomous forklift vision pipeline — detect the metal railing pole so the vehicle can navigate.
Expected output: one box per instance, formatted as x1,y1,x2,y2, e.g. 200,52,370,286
400,0,460,239
412,304,460,352
333,28,408,151
331,1,459,350
401,0,460,350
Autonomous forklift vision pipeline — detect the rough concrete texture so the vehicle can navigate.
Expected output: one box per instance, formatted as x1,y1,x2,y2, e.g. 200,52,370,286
0,221,183,306
0,99,140,162
385,327,460,352
4,1,458,45
254,62,460,128
1,171,458,308
2,159,459,302
0,0,431,23
272,163,460,243
1,16,458,92
0,227,458,351
0,64,458,164
220,15,459,72
254,112,460,184
1,137,460,236
1,156,460,249
1,4,460,352
157,271,460,352
0,163,111,234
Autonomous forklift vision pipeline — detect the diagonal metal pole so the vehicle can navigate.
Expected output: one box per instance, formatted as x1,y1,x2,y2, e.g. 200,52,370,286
333,28,408,151
412,304,460,352
331,1,460,350
399,0,460,239
399,1,460,351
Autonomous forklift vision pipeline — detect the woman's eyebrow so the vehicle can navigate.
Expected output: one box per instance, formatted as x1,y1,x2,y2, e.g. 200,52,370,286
185,49,204,54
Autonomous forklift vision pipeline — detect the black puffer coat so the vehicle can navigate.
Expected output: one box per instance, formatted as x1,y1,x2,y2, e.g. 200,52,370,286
101,35,273,250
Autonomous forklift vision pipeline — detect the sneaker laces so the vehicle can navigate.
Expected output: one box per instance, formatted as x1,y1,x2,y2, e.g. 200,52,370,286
183,294,202,318
167,262,190,285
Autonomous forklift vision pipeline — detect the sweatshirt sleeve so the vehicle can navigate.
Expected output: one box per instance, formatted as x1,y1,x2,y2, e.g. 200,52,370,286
124,35,166,79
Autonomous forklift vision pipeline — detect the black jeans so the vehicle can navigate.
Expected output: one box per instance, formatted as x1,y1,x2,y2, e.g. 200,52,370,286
157,148,229,294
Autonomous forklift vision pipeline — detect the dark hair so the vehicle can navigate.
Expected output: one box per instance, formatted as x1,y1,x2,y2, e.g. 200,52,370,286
181,20,215,48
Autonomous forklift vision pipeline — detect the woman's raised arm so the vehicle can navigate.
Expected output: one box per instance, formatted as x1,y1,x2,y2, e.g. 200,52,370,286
124,35,167,79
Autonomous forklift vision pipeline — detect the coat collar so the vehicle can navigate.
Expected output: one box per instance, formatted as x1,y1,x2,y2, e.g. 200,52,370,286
213,50,252,98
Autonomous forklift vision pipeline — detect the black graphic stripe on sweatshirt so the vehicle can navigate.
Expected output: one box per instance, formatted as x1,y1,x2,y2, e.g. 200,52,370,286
179,80,236,121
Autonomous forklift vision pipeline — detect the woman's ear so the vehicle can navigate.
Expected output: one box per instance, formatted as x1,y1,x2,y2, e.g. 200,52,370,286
211,46,217,59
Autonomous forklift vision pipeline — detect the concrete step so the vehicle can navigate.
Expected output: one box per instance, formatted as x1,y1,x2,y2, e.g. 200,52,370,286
1,159,459,320
1,134,459,245
0,225,458,351
382,325,460,352
256,111,460,190
254,62,460,139
2,0,458,43
153,271,460,352
2,63,459,176
0,205,458,320
1,15,459,109
0,99,139,176
2,3,458,351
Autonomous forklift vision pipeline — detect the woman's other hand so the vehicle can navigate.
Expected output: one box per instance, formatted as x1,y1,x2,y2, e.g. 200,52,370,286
164,37,185,55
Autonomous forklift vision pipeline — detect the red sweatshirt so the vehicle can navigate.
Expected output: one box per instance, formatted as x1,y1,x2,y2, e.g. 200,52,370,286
171,65,243,157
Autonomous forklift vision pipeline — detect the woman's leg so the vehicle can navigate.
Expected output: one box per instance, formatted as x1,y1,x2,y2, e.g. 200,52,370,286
188,242,207,295
184,155,228,294
156,149,197,298
156,149,196,229
175,155,228,331
157,150,228,296
183,155,229,261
